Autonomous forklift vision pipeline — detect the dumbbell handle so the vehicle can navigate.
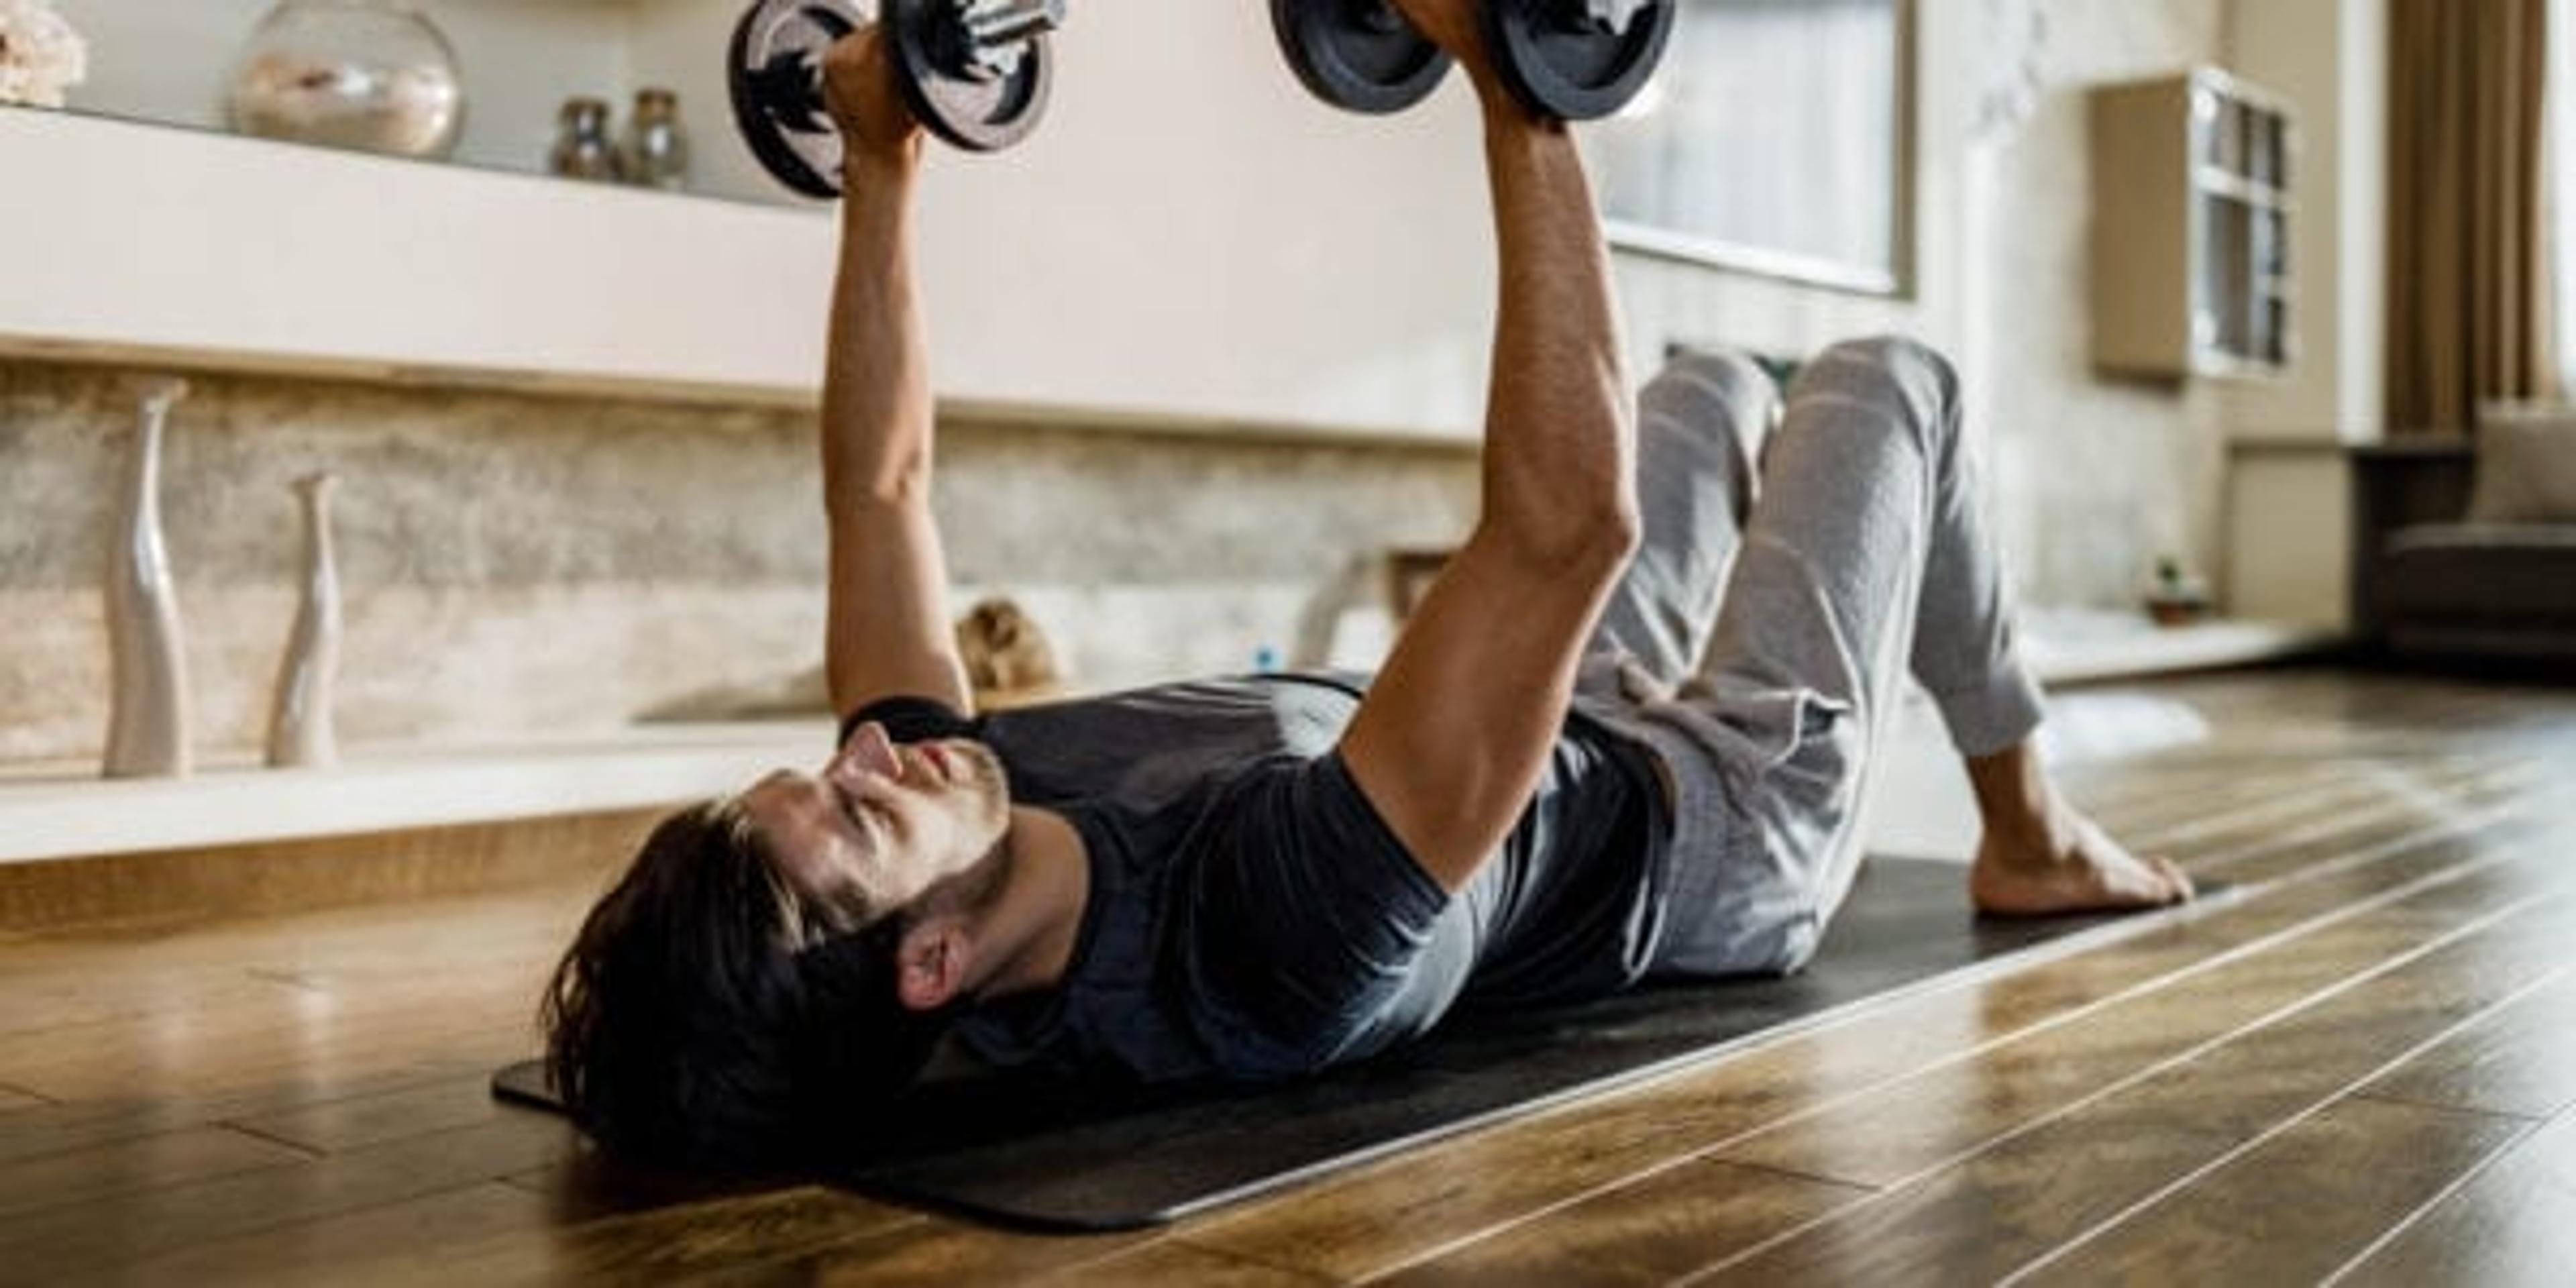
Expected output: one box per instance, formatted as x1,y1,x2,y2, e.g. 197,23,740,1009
1572,0,1652,36
963,0,1064,53
1362,0,1648,38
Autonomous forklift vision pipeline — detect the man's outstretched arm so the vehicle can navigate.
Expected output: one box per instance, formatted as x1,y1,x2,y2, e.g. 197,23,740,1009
819,32,972,720
1339,0,1639,892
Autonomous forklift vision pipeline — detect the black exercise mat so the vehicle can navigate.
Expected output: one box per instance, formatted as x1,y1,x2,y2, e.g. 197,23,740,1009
497,857,2194,1231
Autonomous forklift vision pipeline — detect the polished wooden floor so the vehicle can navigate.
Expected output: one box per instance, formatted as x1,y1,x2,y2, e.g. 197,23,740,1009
1,667,2572,1286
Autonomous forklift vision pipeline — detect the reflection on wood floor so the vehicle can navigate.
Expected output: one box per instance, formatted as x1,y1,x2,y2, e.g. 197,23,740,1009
0,667,2570,1285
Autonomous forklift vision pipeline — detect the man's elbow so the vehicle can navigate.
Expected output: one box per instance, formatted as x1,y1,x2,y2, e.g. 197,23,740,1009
1582,503,1644,577
1486,500,1642,582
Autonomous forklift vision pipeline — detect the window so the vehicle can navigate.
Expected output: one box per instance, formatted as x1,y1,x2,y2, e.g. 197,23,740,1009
1587,0,1915,295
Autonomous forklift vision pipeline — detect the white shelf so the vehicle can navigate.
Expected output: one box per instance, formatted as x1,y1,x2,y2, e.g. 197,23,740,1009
0,105,840,405
0,0,1505,441
0,722,838,866
2022,611,2340,686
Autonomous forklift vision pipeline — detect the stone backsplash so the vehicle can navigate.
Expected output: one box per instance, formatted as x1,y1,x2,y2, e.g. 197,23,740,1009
0,360,1479,765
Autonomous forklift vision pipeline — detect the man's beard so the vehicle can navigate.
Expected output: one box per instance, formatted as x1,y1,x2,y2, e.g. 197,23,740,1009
953,740,1013,841
922,743,1016,922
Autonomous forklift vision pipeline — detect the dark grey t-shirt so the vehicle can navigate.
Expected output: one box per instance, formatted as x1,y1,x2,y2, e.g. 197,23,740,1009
848,672,1670,1084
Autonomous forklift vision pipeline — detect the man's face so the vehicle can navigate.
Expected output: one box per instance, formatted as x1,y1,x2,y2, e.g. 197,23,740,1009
738,723,1013,928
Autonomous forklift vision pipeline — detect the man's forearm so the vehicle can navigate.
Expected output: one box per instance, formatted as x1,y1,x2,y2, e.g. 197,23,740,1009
1326,77,1642,887
818,134,971,714
1474,105,1635,565
822,147,936,513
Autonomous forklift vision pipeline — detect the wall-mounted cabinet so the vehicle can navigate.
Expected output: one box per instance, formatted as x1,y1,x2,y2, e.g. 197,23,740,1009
2090,68,2297,380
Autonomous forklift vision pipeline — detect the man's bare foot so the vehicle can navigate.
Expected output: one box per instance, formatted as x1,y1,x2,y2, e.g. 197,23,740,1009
1970,804,2194,918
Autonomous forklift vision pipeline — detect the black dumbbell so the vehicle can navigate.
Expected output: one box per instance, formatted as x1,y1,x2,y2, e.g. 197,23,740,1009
1272,0,1673,122
729,0,1065,200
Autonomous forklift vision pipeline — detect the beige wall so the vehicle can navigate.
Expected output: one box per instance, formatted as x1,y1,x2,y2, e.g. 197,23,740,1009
2217,0,2390,627
2220,0,2390,443
1970,0,2233,609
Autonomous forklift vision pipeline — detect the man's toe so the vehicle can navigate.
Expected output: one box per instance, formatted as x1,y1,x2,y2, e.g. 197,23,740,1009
2153,855,2194,903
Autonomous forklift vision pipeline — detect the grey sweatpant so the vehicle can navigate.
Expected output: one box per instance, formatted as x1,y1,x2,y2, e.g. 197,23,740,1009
1573,337,2048,976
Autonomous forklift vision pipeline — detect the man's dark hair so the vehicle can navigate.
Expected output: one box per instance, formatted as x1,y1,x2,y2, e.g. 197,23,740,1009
541,802,955,1167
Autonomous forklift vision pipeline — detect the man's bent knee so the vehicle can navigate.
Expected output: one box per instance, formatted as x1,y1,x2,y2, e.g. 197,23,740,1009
1643,347,1782,447
1792,336,1962,459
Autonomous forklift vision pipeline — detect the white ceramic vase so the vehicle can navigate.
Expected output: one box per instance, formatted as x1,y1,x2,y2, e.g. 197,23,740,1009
103,378,193,780
266,473,343,769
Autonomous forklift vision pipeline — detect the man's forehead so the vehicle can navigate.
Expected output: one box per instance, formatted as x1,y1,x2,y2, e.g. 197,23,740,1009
744,779,870,873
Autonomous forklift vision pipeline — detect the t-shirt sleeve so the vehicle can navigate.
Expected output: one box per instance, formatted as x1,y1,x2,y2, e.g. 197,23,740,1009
839,696,977,749
1172,751,1457,1079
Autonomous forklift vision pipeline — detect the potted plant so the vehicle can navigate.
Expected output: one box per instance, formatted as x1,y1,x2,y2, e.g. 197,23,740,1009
2145,555,2212,628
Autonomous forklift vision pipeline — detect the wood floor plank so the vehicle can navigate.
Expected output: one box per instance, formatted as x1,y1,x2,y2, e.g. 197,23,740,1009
0,1110,578,1280
0,1124,307,1221
2015,1097,2530,1285
0,876,594,977
0,981,549,1104
1715,851,2567,1188
1040,1242,1335,1287
225,1073,514,1155
776,1213,1150,1286
2181,763,2541,879
0,808,650,934
80,1181,556,1288
0,890,580,1113
0,974,301,1042
1688,890,2576,1285
501,1148,792,1226
1366,1159,1869,1288
0,1055,512,1168
0,1086,45,1112
2118,765,2457,853
414,1185,920,1287
2357,971,2576,1121
1346,833,2567,1283
2080,757,2506,859
1170,807,2547,1279
2072,758,2326,819
2337,1106,2576,1288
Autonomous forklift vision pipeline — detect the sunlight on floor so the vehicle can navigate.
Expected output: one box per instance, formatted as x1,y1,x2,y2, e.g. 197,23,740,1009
1870,687,2215,862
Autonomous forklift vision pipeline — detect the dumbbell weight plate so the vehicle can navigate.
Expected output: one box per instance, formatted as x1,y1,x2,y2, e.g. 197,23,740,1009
1271,0,1452,116
729,0,865,199
887,0,1054,153
1483,0,1674,122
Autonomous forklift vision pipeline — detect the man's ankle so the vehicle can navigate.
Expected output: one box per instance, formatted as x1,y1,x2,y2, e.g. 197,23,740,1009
1966,743,2066,857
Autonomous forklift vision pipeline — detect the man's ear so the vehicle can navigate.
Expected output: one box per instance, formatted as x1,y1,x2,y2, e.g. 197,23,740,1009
894,916,969,1011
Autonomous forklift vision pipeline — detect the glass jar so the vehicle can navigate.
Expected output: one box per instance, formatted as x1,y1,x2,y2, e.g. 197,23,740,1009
227,0,464,160
549,97,616,182
614,89,691,191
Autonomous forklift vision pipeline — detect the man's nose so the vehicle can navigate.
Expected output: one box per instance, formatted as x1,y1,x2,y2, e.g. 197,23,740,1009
830,722,904,786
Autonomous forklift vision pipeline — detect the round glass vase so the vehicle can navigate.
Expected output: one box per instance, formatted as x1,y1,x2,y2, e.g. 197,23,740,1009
227,0,465,160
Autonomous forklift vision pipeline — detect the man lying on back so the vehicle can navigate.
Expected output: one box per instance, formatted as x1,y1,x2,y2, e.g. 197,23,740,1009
543,0,2190,1165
